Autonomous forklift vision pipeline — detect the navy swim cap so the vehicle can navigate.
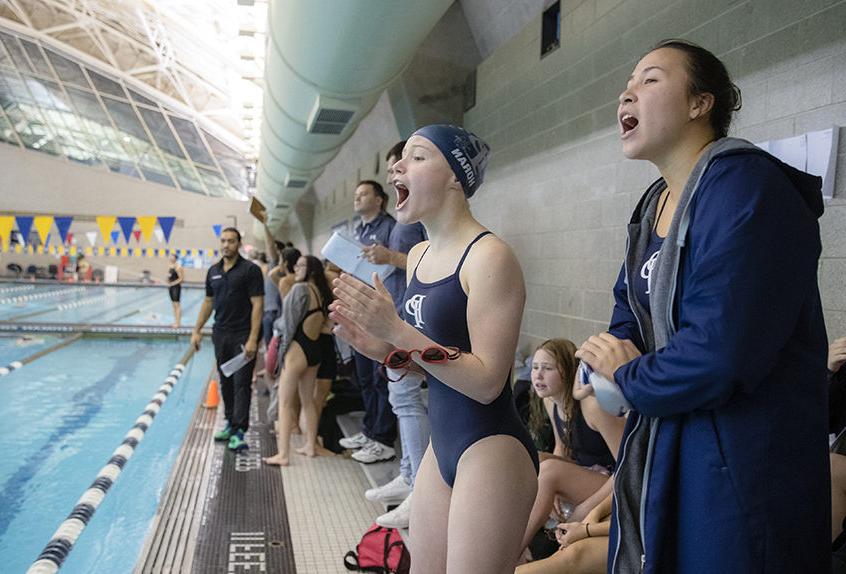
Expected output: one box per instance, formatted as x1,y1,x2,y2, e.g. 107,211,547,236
412,124,490,198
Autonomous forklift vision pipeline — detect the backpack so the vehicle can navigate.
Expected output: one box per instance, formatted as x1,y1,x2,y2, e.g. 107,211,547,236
343,523,410,574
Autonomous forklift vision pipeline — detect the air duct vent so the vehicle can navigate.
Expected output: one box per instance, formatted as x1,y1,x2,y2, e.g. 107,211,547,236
307,95,357,135
284,173,310,189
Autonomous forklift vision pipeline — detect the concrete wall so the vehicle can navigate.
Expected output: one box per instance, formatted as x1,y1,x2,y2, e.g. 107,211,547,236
295,0,846,350
0,143,255,282
462,0,846,351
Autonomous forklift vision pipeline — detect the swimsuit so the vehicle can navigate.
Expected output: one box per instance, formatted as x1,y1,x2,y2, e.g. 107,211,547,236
552,403,615,470
292,284,324,367
403,231,539,487
168,267,181,302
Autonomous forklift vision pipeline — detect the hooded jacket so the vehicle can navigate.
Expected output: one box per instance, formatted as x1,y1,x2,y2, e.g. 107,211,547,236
607,138,830,573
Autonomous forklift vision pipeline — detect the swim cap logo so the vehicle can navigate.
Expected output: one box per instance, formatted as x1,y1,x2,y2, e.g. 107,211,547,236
405,294,427,329
450,147,476,189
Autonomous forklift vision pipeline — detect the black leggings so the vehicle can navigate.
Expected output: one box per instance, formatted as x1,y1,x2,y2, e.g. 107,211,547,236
213,329,255,432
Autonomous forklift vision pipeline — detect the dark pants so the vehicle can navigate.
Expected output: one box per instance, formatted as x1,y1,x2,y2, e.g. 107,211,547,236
353,351,396,445
262,309,278,346
213,329,255,432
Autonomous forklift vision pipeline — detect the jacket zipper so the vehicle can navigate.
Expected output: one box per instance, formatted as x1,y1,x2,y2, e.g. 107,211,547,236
611,412,642,573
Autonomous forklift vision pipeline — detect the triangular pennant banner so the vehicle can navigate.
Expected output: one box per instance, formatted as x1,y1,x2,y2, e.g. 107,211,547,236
158,217,175,243
137,216,156,243
0,216,13,251
212,224,222,238
97,216,116,244
33,216,54,245
111,230,120,244
153,228,164,244
16,216,34,244
132,230,141,242
54,216,73,244
85,231,98,246
117,216,135,243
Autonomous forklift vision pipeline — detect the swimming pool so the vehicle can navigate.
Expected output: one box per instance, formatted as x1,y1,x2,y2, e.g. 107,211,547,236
0,288,217,573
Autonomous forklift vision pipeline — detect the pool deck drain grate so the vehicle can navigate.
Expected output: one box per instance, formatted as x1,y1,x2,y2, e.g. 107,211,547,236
135,388,296,573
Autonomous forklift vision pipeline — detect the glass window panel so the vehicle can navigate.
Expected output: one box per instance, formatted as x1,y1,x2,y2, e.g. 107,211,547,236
128,88,157,107
137,107,184,158
104,158,141,179
139,166,175,187
24,77,71,112
0,112,20,146
0,68,34,108
43,49,88,87
0,33,33,73
49,122,100,165
5,105,60,155
87,69,126,99
65,87,110,125
102,97,149,142
19,40,53,78
169,115,214,165
0,34,11,69
167,158,206,193
197,166,230,197
218,157,246,194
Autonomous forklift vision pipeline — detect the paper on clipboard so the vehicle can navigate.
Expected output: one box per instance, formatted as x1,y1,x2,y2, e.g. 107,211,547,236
320,231,394,287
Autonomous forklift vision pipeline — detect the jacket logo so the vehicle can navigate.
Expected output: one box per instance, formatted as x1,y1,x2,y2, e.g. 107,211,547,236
405,294,427,328
641,250,660,295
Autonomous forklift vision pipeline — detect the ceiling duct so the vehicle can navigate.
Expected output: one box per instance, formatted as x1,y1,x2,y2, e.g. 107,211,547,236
258,0,453,221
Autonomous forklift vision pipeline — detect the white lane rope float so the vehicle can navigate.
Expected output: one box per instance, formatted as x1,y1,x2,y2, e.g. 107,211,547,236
0,361,22,377
26,348,195,574
0,287,85,305
0,284,36,295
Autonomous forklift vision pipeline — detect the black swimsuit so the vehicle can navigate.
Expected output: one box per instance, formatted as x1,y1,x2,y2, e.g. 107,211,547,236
168,267,181,302
292,284,325,366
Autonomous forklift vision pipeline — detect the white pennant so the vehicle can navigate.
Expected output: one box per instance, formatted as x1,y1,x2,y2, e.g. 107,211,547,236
85,231,98,246
153,228,165,243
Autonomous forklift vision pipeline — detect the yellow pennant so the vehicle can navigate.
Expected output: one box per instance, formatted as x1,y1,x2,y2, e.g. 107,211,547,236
97,216,117,244
137,216,157,243
0,216,13,251
33,216,54,245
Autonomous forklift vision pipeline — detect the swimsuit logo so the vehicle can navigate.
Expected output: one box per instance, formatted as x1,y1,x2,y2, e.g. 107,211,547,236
641,250,660,295
405,294,427,329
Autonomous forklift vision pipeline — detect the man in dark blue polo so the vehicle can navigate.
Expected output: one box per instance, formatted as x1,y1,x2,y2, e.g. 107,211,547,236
338,180,397,463
191,227,264,451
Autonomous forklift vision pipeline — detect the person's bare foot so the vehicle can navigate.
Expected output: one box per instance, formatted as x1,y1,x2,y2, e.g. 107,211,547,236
290,424,302,435
314,444,335,457
263,454,289,466
295,445,316,457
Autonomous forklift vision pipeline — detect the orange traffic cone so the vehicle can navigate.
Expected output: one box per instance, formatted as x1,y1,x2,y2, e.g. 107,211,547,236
203,380,220,408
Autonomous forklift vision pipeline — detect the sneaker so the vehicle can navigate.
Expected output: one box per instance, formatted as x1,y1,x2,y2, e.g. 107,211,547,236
352,440,395,464
228,430,248,451
339,432,372,450
365,474,412,503
214,424,233,442
376,493,412,529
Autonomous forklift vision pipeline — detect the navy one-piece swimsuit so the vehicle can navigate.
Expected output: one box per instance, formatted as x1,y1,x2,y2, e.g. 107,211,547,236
403,231,539,487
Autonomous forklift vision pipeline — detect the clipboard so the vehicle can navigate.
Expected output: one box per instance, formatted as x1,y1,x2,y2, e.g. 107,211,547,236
249,197,267,223
320,231,394,287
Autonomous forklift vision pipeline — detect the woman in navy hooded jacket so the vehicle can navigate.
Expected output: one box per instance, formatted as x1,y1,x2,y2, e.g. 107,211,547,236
575,40,830,573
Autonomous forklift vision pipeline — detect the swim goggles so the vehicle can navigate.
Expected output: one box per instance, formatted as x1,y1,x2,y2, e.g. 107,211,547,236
380,346,460,382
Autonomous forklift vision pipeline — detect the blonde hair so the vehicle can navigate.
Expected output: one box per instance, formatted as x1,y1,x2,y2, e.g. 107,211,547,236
528,338,580,453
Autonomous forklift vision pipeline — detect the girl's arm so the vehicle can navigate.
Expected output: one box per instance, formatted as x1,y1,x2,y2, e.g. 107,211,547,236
332,236,525,405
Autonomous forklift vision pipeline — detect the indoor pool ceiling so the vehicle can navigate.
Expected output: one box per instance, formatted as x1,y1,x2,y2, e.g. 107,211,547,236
0,0,264,159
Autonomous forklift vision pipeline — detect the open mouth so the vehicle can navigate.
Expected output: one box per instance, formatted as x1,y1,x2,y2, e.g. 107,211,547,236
620,113,638,136
394,182,410,210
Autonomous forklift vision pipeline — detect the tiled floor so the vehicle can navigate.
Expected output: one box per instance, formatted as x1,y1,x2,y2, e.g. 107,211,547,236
278,435,384,574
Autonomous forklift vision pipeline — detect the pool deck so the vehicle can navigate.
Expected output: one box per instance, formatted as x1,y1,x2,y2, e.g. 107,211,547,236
136,377,395,574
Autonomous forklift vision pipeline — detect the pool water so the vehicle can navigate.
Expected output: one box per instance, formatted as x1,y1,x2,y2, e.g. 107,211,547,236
0,284,208,327
0,336,215,573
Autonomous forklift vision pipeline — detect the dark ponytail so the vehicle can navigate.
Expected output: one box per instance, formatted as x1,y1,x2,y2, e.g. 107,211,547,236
653,39,742,139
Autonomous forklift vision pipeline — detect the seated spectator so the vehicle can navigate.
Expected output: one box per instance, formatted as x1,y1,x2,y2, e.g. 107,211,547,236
517,492,613,574
829,336,846,543
76,255,91,281
519,338,626,556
